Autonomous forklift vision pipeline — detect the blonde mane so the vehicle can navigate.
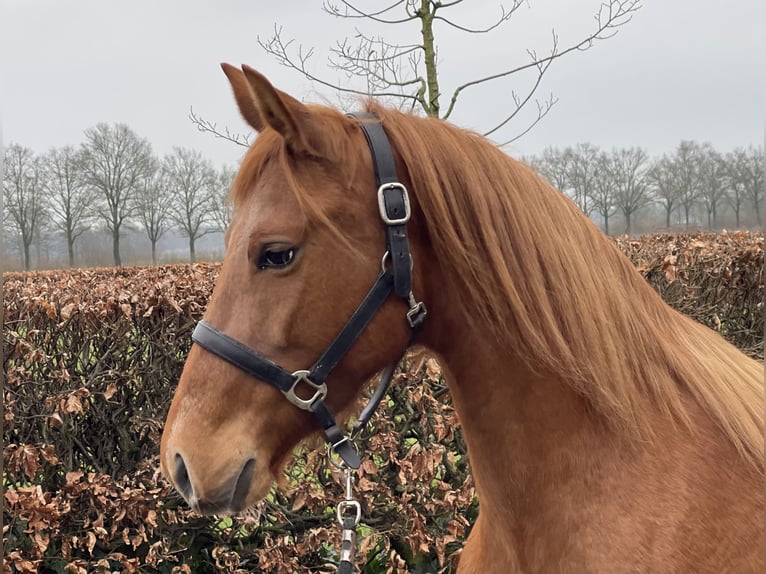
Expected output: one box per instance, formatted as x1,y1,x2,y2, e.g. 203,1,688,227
232,100,764,469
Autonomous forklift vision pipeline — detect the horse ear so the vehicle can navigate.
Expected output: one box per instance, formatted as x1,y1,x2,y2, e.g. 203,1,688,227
220,63,265,132
240,65,316,155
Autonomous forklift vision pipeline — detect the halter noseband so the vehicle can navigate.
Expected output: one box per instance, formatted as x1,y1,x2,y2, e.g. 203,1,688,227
191,113,426,469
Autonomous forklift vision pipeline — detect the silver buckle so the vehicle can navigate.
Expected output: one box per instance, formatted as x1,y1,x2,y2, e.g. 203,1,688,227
285,370,327,411
406,301,427,328
406,292,427,328
377,182,411,225
336,499,362,526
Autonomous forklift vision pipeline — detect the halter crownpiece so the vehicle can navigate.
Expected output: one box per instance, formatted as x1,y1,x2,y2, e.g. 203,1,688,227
191,113,426,469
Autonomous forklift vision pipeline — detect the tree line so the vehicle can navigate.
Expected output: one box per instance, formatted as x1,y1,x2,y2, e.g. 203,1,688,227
528,141,763,235
4,127,763,271
3,123,236,270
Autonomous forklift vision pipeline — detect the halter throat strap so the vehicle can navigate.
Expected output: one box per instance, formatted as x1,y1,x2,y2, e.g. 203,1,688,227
191,113,426,469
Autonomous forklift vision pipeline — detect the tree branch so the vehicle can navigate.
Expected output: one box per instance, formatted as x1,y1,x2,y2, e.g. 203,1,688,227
437,0,466,8
497,95,558,147
483,45,556,138
433,0,524,34
330,35,424,89
188,108,251,148
259,25,424,102
323,0,417,24
442,0,641,121
332,32,421,65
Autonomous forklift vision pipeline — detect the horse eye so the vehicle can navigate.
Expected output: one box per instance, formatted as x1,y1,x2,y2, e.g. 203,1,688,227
257,247,297,270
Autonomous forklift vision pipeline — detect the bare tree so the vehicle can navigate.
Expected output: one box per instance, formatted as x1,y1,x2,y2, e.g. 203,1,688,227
531,146,571,194
724,149,748,227
731,145,765,226
609,147,651,234
41,146,95,267
194,0,640,146
670,140,703,229
3,144,47,269
590,151,619,235
532,144,603,220
647,154,679,229
697,144,726,229
134,160,172,265
209,164,237,234
566,143,601,216
530,141,757,233
81,123,155,266
165,148,217,262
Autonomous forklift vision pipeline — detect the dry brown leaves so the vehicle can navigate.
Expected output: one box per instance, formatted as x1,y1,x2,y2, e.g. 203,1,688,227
3,263,218,326
3,451,176,572
3,233,763,572
614,231,763,357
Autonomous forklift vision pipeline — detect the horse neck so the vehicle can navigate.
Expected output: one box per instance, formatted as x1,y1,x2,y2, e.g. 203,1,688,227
418,277,619,525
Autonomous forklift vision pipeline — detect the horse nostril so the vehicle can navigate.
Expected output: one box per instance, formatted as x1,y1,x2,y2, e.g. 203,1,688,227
231,458,256,512
174,453,193,500
171,453,255,514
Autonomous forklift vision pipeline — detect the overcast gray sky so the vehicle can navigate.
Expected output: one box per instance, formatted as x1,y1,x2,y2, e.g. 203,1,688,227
1,0,764,168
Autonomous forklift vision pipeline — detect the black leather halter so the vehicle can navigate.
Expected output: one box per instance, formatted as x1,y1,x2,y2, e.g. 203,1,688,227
191,113,426,469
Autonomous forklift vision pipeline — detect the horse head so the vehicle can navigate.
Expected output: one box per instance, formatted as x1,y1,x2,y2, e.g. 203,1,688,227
160,65,423,514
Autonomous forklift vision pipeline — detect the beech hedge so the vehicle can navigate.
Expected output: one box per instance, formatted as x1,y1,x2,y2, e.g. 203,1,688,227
3,231,762,573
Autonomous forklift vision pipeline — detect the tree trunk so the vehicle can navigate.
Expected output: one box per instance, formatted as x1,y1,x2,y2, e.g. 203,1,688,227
151,240,158,265
419,0,439,117
67,230,75,268
624,212,632,235
603,213,610,236
189,237,196,263
23,242,31,271
665,207,671,229
113,229,122,266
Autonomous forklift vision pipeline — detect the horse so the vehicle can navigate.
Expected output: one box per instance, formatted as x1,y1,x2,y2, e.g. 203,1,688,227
160,63,764,573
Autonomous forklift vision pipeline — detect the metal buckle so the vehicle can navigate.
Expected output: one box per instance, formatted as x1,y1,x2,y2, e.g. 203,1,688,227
406,301,427,328
285,370,327,411
327,436,351,467
406,292,427,328
336,499,362,526
377,182,411,225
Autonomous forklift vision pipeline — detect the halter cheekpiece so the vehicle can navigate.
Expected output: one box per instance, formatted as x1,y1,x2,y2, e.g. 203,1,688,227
191,113,426,469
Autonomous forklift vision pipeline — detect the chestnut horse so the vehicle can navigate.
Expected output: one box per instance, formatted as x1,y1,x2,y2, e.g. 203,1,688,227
160,64,764,573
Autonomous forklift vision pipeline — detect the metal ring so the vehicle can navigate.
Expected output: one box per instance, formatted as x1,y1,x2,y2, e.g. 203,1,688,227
336,499,362,527
327,441,348,469
380,251,391,273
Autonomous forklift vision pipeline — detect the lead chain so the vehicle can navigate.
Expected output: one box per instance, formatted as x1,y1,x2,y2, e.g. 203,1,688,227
336,466,361,574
